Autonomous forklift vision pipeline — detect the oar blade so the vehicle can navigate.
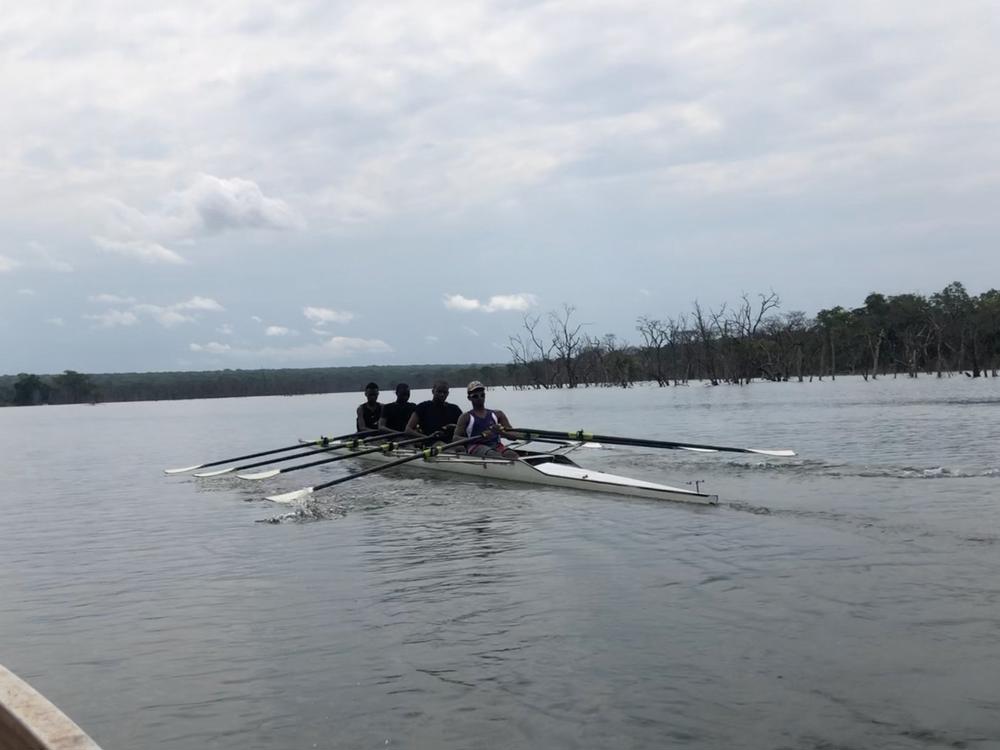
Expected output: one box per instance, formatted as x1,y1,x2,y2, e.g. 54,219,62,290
237,469,282,480
747,448,797,457
679,446,718,453
266,486,315,504
164,464,204,475
193,466,235,477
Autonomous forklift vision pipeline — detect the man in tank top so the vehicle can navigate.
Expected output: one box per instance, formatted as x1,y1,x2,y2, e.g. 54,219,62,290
355,382,382,432
453,381,519,459
379,383,416,433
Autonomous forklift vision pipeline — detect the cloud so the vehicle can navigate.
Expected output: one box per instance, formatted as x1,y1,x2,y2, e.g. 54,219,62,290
461,325,480,337
174,296,224,312
17,288,35,295
216,323,233,335
443,292,538,313
188,335,392,362
93,236,187,265
85,295,225,329
168,174,303,235
425,335,439,344
0,255,20,273
303,306,355,324
190,342,232,354
84,310,140,328
265,325,298,336
27,242,74,272
94,175,300,265
48,317,65,326
89,293,137,304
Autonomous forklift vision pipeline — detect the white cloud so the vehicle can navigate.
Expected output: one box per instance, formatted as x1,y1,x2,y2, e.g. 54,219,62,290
93,236,187,265
444,292,538,313
425,335,439,344
251,315,263,323
17,288,35,295
303,306,355,324
462,325,479,337
28,242,74,273
88,293,137,304
175,296,224,312
188,336,392,362
216,323,233,335
190,342,232,354
0,255,20,273
265,325,296,336
83,295,226,328
85,310,139,328
48,317,65,326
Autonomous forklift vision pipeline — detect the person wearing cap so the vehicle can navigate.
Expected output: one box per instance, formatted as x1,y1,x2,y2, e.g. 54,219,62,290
405,380,463,443
379,383,417,433
454,381,519,459
355,382,382,432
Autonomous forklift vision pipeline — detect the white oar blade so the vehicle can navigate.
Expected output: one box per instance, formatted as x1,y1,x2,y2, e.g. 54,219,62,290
237,469,282,480
164,464,204,475
748,448,797,457
266,487,314,504
679,446,718,453
193,466,235,478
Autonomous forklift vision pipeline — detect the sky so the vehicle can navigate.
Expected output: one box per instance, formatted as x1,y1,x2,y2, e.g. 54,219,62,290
2,1,998,375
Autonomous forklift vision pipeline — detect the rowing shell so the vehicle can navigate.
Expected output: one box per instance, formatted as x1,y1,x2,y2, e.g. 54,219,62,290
306,441,718,505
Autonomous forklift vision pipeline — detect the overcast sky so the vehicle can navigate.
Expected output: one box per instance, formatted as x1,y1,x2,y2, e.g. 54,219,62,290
2,1,998,375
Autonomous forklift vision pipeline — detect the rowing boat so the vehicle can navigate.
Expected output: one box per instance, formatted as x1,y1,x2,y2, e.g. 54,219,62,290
1,665,103,750
303,439,718,505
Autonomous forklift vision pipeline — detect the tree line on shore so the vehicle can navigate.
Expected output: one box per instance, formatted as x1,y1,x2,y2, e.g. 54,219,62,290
3,280,996,406
0,364,508,407
505,281,1000,388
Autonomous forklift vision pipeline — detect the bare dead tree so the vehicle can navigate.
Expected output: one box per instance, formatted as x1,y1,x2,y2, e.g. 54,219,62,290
506,314,554,388
549,304,586,388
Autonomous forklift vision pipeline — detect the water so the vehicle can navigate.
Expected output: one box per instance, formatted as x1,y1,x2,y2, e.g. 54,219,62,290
1,376,999,749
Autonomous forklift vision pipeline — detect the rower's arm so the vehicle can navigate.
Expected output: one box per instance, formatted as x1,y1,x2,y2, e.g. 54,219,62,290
495,410,514,432
355,404,366,432
404,410,421,436
453,412,471,441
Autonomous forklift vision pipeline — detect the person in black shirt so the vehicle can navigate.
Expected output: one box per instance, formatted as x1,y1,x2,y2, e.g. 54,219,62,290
405,380,463,443
379,383,416,433
355,382,382,432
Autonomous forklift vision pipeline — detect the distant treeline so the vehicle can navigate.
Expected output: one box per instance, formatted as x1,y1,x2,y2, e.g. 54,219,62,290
0,364,509,407
4,280,997,406
504,281,1000,388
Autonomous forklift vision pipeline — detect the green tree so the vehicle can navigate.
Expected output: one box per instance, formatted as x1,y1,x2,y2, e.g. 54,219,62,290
12,373,51,406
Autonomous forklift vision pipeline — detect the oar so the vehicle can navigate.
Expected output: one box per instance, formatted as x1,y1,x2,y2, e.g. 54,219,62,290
265,431,490,504
237,432,439,481
192,431,407,477
510,428,796,457
164,429,382,474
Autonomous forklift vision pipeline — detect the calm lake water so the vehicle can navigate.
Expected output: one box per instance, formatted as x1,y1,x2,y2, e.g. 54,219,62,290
2,376,999,749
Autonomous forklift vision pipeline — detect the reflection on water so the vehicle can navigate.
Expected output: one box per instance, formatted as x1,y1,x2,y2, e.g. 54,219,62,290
2,376,1000,749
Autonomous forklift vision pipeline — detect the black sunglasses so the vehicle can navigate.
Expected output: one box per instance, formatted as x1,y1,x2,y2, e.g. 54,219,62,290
469,390,485,398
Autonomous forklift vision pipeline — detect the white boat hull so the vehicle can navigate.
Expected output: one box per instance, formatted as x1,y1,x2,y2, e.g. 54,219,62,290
317,444,717,505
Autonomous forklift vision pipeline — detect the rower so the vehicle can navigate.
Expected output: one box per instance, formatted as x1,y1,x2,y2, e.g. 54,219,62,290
454,381,519,459
405,380,463,444
379,383,417,433
355,382,382,432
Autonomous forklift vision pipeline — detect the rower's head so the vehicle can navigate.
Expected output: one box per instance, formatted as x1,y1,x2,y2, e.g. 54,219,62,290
395,382,410,402
431,380,450,403
364,381,379,403
467,380,486,406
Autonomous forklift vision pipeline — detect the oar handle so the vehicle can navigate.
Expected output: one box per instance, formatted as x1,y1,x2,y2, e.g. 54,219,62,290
310,430,491,492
